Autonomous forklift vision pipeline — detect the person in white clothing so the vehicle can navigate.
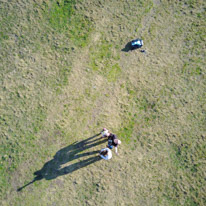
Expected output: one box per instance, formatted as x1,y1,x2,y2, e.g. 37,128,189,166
100,128,121,155
99,148,112,160
101,128,109,138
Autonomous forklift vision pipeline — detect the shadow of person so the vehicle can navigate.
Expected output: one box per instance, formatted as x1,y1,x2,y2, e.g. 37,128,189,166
121,41,133,52
17,133,106,192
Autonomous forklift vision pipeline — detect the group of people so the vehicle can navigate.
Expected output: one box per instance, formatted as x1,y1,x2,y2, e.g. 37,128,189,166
99,128,121,160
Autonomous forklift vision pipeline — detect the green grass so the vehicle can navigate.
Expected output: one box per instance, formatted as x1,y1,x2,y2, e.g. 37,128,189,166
107,63,121,82
1,0,206,205
89,40,121,82
0,0,94,200
89,41,113,71
43,0,93,47
46,0,76,31
117,120,135,144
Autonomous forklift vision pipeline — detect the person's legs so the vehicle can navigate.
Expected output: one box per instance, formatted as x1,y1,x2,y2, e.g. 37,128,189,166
107,145,113,149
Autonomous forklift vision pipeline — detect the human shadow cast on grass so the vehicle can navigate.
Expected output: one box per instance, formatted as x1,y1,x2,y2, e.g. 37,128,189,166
17,133,106,192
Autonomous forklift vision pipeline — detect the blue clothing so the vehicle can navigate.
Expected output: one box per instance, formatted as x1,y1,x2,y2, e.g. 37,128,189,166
108,145,113,149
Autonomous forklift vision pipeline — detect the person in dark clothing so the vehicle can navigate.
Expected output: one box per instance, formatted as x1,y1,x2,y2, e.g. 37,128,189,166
101,128,121,155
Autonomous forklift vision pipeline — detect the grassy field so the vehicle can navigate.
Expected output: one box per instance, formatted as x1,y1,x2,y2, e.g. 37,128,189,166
0,0,206,205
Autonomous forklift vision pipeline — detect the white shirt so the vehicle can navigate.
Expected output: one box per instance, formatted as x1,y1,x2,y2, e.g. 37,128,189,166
101,129,109,137
100,148,112,160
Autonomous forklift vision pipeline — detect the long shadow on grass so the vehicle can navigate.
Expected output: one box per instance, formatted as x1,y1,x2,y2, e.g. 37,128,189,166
17,133,105,192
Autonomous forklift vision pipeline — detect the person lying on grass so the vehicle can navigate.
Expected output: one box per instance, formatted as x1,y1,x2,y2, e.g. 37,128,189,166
101,128,121,155
99,148,112,160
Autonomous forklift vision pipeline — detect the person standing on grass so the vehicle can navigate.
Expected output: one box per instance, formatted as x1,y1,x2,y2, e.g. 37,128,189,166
99,148,112,160
101,128,121,155
101,128,109,138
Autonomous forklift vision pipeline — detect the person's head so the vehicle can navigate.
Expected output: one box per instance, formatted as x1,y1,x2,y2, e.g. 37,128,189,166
114,139,121,145
100,149,108,156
